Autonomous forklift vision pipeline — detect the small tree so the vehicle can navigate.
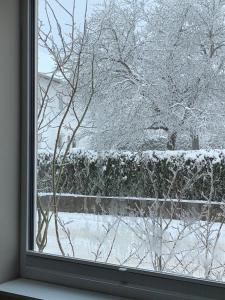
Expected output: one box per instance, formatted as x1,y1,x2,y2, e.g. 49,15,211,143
37,0,101,254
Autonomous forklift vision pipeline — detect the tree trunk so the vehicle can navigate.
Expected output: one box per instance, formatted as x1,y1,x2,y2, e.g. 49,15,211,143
192,135,200,150
167,132,177,150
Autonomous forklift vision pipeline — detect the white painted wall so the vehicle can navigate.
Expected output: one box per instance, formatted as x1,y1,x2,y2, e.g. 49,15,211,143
0,0,20,283
38,73,94,152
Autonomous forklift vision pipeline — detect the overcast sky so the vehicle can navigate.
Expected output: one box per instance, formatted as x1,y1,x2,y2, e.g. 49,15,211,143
38,0,104,73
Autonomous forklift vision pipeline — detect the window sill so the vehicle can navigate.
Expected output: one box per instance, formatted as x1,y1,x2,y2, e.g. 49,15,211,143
0,279,128,300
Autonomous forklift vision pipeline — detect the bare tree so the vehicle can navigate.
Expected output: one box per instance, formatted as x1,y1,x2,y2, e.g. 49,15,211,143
36,0,100,255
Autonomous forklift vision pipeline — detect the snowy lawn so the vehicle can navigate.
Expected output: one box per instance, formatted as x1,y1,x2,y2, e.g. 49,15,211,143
37,210,225,282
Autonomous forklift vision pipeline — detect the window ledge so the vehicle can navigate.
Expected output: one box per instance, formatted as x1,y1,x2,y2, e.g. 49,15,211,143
0,279,128,300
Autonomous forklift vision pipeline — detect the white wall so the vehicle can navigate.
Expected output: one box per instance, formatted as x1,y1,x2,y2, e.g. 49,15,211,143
37,74,93,152
0,0,20,283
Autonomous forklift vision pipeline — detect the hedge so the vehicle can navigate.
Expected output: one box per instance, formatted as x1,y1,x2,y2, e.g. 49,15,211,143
37,149,225,201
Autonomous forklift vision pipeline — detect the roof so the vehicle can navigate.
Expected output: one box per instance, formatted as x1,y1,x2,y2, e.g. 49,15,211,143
38,72,62,84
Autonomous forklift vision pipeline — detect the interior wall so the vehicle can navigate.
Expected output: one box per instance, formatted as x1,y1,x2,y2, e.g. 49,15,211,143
0,0,20,282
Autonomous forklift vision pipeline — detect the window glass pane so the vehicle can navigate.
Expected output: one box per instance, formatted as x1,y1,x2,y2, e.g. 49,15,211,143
36,0,225,282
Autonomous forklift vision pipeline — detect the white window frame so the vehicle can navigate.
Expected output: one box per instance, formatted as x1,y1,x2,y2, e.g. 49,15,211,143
20,1,225,299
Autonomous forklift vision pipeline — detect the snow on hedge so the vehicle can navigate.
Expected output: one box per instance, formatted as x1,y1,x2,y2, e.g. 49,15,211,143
37,148,225,200
39,148,225,162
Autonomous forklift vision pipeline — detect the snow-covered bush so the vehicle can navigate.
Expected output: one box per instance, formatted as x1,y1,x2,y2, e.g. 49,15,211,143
37,149,225,201
37,149,225,280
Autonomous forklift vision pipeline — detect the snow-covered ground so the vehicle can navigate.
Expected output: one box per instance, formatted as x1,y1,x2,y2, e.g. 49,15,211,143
36,210,225,282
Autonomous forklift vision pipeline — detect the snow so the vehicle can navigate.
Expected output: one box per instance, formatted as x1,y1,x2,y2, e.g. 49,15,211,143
39,148,225,164
37,209,225,282
37,147,225,282
35,0,225,284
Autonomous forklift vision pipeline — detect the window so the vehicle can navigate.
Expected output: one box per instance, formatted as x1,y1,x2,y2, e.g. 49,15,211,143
21,0,225,299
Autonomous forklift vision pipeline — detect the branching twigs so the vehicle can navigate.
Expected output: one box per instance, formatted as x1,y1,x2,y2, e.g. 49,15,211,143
36,0,225,282
57,216,75,257
36,196,50,252
37,0,99,255
92,217,119,262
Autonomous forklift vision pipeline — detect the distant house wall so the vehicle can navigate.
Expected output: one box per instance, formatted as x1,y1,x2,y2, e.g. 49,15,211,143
37,73,93,151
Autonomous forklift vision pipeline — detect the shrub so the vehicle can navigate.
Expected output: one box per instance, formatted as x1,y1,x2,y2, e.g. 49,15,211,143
37,149,225,201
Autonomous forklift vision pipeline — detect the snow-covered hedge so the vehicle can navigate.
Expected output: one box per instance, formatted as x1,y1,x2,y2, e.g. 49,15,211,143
37,149,225,201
